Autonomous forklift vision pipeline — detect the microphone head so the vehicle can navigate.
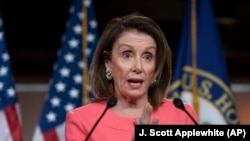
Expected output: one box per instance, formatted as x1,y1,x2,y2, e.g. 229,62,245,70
173,98,185,110
173,98,199,125
107,96,117,108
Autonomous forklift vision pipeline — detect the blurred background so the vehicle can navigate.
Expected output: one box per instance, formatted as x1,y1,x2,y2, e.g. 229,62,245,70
0,0,249,140
1,0,250,83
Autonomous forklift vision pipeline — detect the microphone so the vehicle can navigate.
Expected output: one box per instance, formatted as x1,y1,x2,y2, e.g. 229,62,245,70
173,98,199,125
84,96,117,141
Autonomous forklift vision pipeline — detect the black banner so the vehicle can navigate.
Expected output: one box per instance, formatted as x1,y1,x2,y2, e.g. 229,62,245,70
135,125,250,140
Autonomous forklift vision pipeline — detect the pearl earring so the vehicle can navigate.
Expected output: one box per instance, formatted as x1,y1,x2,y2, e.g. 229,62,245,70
106,71,113,80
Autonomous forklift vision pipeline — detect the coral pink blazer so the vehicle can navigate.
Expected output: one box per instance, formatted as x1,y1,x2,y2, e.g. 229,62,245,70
65,98,198,141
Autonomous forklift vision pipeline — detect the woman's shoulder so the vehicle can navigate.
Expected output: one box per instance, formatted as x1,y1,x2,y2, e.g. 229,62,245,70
65,100,109,130
154,98,198,124
161,98,175,107
68,100,107,115
161,98,193,109
158,98,196,115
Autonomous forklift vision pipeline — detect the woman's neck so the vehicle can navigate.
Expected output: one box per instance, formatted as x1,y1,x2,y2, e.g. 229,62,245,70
111,96,148,118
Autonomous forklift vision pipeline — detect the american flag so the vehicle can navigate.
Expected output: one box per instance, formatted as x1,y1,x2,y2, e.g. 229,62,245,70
0,18,23,140
32,0,98,140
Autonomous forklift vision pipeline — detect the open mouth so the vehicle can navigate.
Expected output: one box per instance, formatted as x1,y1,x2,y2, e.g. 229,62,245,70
128,79,143,84
127,78,144,89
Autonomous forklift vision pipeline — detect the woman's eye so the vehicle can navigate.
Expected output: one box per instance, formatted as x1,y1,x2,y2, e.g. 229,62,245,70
143,53,153,61
122,52,131,58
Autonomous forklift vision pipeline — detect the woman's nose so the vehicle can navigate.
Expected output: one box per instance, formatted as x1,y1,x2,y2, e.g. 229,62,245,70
133,57,142,73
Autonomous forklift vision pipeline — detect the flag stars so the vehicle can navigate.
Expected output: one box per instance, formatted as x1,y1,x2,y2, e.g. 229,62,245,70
84,0,91,7
55,81,66,92
78,60,83,69
73,24,82,34
7,87,15,97
84,48,91,56
64,103,75,112
50,97,61,107
73,74,82,84
60,67,70,77
87,32,95,43
0,66,8,76
89,20,97,29
69,88,79,98
46,111,57,123
68,38,79,48
64,53,75,63
78,11,83,20
36,0,99,131
2,52,9,62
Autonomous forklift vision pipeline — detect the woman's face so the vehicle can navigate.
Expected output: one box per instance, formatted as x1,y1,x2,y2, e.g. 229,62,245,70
105,29,156,99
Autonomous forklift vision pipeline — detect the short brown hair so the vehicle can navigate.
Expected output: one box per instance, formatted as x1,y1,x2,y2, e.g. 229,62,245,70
89,12,172,109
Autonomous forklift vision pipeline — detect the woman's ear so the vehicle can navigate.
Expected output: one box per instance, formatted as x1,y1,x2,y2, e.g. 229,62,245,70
103,50,111,71
104,60,111,71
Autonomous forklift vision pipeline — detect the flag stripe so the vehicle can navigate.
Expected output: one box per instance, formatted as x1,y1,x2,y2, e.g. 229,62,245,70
32,126,44,141
0,110,12,141
43,129,59,141
0,16,23,141
4,104,23,141
55,123,66,141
